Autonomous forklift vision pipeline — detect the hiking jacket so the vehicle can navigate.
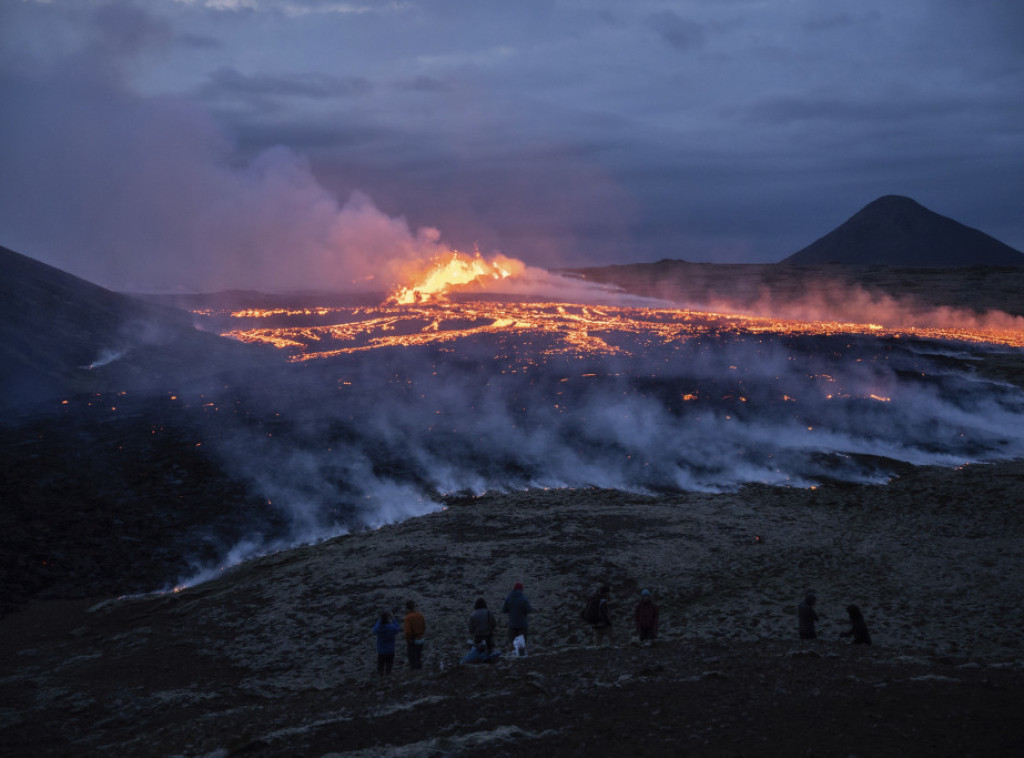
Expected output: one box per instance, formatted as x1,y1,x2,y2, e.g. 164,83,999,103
372,620,402,655
468,608,496,637
634,600,659,635
502,590,533,629
403,610,426,641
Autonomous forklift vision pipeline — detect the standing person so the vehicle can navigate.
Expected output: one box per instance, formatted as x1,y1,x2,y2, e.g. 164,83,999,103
798,592,819,640
633,589,659,645
468,597,496,653
585,584,613,646
403,600,426,669
840,604,872,645
502,582,534,650
372,611,402,675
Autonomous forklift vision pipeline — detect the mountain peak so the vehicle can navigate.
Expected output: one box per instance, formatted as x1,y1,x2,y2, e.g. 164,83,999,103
781,196,1024,266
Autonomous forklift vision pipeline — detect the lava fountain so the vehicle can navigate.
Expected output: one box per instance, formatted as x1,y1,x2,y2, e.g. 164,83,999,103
387,250,526,305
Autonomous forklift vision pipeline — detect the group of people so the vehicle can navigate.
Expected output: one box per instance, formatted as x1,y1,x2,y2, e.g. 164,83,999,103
466,581,534,661
372,585,871,674
370,582,536,674
580,584,660,646
370,599,427,675
798,592,872,644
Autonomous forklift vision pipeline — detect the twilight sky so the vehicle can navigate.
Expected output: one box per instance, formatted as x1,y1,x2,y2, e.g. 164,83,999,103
1,0,1022,292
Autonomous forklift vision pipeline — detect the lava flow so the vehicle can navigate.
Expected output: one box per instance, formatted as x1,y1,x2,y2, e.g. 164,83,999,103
194,249,1024,362
213,300,1024,364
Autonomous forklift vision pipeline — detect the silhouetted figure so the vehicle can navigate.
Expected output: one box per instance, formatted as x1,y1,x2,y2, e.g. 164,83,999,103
634,589,659,645
403,599,426,669
502,582,534,648
840,604,872,645
468,597,497,653
586,584,613,646
372,611,402,675
798,592,819,640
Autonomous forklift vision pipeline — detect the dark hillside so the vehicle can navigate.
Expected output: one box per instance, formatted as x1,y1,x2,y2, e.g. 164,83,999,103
0,245,273,411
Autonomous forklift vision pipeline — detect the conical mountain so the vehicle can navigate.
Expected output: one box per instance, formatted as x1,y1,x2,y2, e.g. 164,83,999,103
781,195,1024,266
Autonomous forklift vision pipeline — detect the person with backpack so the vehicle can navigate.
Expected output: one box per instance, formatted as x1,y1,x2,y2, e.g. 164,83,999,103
582,584,613,645
468,597,497,653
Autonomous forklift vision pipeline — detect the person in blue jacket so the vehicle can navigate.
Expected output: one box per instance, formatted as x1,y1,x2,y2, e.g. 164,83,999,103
501,582,534,649
372,611,402,675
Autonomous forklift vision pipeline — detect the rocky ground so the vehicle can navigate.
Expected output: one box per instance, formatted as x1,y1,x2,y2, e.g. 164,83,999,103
0,394,288,615
2,462,1023,757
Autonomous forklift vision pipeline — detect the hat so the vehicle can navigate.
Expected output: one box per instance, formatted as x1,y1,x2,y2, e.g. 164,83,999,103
641,589,651,597
514,582,524,590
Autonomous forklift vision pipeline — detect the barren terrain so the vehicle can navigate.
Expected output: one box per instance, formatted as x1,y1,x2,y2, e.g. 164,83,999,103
2,460,1024,756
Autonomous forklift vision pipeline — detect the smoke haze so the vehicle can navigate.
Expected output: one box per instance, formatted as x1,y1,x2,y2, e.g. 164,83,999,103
168,307,1024,585
0,5,458,294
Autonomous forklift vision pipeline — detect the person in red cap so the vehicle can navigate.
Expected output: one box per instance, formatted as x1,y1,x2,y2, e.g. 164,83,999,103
502,581,534,651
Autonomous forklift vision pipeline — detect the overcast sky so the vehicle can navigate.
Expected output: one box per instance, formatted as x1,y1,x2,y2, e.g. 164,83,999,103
1,0,1022,292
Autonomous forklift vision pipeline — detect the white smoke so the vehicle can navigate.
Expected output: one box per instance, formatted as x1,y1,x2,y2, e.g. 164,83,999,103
79,347,127,370
169,322,1024,582
0,4,460,294
671,280,1024,334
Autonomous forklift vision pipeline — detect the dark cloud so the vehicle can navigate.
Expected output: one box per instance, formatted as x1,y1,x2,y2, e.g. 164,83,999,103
743,94,968,127
395,76,455,93
195,66,373,116
91,0,173,57
175,32,223,51
649,10,706,52
199,67,373,101
801,12,860,32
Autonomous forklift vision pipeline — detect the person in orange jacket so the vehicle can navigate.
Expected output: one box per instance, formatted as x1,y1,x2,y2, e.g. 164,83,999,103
403,599,426,669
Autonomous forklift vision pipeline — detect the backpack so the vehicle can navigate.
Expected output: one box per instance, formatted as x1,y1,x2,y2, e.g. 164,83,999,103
581,595,602,624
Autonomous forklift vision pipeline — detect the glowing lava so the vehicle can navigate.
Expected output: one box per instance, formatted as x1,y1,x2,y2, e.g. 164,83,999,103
213,299,1024,365
387,250,525,304
197,255,1024,364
